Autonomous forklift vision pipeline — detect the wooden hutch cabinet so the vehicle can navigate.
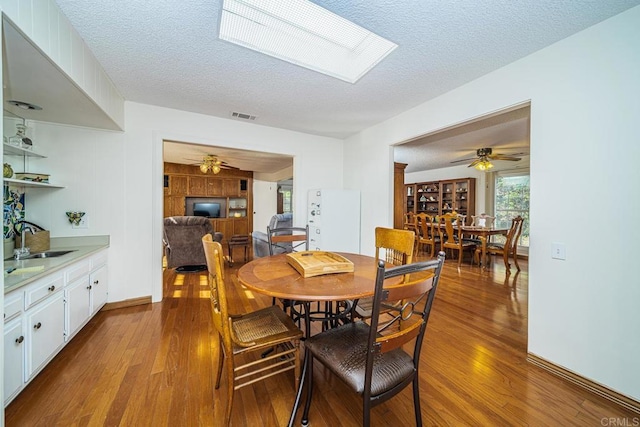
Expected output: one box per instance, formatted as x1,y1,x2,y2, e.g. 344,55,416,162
404,177,476,224
163,162,253,242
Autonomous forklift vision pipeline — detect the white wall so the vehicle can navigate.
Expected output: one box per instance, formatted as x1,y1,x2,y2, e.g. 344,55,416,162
22,122,127,302
344,6,640,400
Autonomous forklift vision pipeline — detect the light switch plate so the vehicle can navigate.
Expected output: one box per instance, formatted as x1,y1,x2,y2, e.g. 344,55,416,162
551,242,566,260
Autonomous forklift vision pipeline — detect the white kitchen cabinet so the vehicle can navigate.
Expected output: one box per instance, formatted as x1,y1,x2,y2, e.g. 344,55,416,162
64,258,91,340
66,275,91,339
64,251,108,340
65,250,108,341
26,290,65,380
3,247,109,406
90,264,108,314
3,317,25,405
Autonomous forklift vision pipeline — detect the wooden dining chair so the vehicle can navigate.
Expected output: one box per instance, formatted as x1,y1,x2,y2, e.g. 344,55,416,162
471,213,496,228
294,253,446,427
439,212,476,266
474,215,524,271
201,234,303,426
414,212,440,258
353,227,415,319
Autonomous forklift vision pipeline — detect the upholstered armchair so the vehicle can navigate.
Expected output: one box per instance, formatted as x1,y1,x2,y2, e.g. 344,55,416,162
251,213,293,258
163,216,223,271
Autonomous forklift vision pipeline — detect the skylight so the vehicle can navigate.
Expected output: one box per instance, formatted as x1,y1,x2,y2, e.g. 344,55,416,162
219,0,398,83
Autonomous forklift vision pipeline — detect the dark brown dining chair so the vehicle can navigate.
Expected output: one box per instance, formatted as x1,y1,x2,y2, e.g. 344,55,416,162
201,234,303,426
293,252,446,427
352,226,415,319
439,212,476,266
267,225,309,255
474,215,524,271
266,225,310,324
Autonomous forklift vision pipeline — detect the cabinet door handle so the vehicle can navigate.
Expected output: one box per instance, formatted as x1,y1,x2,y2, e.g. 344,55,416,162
34,322,42,330
87,285,92,290
48,285,56,292
93,280,99,285
15,335,24,344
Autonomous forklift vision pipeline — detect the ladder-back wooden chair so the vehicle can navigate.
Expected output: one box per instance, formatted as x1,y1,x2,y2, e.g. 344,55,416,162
353,227,415,319
202,234,303,425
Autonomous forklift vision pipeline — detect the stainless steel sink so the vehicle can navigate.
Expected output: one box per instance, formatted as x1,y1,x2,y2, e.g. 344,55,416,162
16,250,76,260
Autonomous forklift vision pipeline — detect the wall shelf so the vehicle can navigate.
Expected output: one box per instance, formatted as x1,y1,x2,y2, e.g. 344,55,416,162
3,178,64,189
3,143,46,158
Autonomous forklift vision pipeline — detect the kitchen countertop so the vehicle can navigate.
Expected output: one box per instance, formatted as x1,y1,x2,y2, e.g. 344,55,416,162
4,235,110,294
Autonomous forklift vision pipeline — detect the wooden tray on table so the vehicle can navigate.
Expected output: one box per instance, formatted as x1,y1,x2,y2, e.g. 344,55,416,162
286,251,355,278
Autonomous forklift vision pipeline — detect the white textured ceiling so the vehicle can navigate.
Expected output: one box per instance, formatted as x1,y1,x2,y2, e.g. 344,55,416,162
52,0,640,171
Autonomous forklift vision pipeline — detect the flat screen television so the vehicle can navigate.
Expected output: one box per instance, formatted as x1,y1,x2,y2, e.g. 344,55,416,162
192,202,221,218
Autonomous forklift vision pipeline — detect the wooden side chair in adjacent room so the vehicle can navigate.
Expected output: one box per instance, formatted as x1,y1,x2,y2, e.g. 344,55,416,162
439,212,476,266
292,253,446,427
353,227,415,319
201,234,303,426
405,211,419,252
474,215,524,271
414,212,439,258
471,213,496,228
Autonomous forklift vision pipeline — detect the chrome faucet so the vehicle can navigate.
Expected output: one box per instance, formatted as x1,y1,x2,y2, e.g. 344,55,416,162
14,221,36,260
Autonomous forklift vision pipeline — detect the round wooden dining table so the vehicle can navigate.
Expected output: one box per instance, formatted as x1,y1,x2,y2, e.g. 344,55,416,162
237,252,389,303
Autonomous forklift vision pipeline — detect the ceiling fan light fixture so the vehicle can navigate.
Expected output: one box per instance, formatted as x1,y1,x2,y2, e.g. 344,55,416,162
474,159,494,171
199,155,224,174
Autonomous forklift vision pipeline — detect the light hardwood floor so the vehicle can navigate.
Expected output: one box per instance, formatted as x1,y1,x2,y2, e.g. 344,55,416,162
5,251,638,426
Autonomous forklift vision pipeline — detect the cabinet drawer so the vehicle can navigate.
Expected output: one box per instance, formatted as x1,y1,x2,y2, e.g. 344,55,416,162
25,273,64,310
65,259,91,284
4,292,24,323
90,250,108,270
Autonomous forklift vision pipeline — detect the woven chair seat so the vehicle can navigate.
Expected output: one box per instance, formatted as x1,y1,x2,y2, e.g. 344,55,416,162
231,305,301,351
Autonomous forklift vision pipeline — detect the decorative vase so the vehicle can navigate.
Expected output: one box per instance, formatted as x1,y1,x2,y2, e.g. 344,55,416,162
3,163,13,178
8,124,32,148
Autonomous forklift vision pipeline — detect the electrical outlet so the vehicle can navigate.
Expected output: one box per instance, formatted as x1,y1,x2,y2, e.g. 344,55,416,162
72,216,88,229
551,242,566,260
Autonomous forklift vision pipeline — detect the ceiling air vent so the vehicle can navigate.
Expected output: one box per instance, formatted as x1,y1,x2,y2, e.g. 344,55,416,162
231,111,257,121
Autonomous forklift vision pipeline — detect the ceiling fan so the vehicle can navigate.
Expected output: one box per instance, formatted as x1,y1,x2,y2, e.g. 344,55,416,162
450,147,523,171
188,154,238,174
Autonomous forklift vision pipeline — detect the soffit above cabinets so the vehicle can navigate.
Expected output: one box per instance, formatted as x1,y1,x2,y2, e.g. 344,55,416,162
2,17,121,130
